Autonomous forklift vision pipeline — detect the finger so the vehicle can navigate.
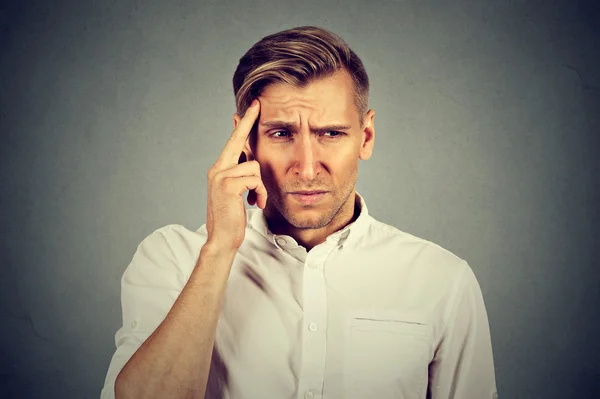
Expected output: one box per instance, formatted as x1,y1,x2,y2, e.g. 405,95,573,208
217,99,261,167
251,177,268,209
224,175,268,206
216,160,261,179
212,161,265,209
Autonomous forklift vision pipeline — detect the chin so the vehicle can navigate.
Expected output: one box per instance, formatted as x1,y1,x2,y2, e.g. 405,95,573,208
288,217,331,230
266,192,337,228
282,207,334,230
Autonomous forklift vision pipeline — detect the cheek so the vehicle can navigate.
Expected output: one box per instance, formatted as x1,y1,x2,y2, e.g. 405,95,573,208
332,155,360,185
255,143,287,170
331,146,359,167
255,157,284,187
334,160,358,182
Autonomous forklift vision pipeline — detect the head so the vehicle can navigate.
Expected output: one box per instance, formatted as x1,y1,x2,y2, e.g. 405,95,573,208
232,26,375,231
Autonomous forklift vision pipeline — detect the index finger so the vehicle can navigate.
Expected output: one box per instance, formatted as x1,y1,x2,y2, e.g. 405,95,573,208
218,99,261,166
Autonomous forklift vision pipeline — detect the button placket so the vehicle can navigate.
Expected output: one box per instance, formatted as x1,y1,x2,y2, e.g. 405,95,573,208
297,252,327,399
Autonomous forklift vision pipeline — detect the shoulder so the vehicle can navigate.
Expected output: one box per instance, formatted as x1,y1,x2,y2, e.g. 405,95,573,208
148,223,208,249
127,223,209,280
365,216,470,280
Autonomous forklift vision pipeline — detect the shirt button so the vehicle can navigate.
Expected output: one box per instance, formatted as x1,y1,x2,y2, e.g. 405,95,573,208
304,391,314,399
131,320,138,329
308,323,318,332
307,262,317,269
276,237,286,246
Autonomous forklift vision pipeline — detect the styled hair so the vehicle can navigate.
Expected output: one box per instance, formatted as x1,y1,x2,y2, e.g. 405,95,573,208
232,26,370,126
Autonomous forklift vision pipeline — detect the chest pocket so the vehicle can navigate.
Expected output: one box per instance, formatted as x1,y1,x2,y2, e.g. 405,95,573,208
344,310,432,399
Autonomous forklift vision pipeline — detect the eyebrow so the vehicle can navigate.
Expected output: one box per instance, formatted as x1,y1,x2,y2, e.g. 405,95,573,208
259,120,352,132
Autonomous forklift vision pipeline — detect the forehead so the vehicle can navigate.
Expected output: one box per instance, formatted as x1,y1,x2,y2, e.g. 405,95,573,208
258,70,357,124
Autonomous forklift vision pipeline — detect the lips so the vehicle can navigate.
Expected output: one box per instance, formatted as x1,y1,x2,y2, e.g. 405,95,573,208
289,191,328,205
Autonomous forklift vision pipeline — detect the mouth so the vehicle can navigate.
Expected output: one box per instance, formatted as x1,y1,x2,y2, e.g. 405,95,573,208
288,191,329,205
290,190,328,195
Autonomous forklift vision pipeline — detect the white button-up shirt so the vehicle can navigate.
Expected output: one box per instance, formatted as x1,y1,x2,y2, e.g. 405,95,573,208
101,192,497,399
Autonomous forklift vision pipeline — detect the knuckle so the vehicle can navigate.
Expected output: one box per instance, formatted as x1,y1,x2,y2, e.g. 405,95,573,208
207,165,218,178
212,170,226,186
250,160,261,173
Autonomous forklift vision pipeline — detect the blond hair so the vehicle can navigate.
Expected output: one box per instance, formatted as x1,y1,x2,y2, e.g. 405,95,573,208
232,26,369,126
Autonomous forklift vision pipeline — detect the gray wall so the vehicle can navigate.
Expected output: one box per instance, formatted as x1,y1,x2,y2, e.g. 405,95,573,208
1,0,598,397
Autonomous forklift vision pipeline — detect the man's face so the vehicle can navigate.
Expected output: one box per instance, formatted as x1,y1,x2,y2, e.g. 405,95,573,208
241,69,375,230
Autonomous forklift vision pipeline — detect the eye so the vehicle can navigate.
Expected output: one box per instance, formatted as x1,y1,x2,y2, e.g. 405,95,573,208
270,130,290,138
269,130,345,139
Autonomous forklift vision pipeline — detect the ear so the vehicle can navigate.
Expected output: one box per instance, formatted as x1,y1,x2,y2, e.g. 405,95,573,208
233,113,256,161
233,113,241,129
358,109,375,160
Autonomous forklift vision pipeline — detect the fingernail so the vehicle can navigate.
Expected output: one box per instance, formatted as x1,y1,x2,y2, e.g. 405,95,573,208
250,99,258,107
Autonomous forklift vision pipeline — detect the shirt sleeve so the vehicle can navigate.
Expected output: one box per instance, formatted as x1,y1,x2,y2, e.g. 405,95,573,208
427,262,498,399
100,226,192,399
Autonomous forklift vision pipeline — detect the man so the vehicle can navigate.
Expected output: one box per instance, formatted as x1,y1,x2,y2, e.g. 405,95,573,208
101,26,497,399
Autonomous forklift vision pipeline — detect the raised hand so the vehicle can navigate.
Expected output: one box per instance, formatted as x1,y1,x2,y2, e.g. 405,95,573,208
205,99,267,251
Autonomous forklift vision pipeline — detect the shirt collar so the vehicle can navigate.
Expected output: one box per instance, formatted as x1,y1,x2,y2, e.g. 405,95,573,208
247,191,371,249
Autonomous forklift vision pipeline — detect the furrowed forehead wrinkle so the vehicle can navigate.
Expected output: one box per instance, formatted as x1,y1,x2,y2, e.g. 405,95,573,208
260,120,295,129
259,120,352,131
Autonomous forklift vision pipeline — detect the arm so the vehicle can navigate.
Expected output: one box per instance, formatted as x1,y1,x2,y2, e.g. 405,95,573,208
114,238,235,399
99,226,236,399
427,263,498,399
101,98,265,399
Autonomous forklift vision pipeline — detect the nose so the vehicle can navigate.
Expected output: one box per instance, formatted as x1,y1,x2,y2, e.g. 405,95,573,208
292,135,320,180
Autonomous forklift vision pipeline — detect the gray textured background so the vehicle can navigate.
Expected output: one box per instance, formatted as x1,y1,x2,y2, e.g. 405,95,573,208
1,0,599,398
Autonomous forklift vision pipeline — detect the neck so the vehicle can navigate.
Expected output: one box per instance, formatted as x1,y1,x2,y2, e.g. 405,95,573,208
265,191,360,251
